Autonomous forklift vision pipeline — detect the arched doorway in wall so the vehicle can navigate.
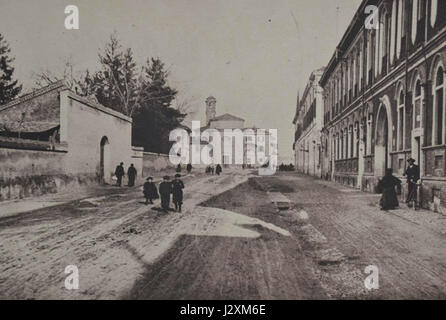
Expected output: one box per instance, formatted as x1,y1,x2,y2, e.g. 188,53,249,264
100,136,110,184
375,102,392,178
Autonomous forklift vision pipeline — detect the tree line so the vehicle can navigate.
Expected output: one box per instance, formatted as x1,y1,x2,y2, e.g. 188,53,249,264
0,32,186,154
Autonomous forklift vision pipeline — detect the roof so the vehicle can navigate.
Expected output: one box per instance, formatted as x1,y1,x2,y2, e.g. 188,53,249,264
210,113,245,122
0,80,66,112
0,121,59,133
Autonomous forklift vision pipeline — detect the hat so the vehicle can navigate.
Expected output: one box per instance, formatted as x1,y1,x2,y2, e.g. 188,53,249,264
146,177,153,181
163,175,170,180
407,158,416,163
175,174,181,178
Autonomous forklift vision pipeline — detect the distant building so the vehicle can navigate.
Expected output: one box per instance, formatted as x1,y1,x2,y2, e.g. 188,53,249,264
319,0,446,212
195,96,271,168
292,68,325,177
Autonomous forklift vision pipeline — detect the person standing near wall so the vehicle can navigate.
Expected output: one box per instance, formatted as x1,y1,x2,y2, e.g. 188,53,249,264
378,168,402,211
216,164,222,175
115,162,125,187
404,158,420,207
187,163,192,174
127,164,137,187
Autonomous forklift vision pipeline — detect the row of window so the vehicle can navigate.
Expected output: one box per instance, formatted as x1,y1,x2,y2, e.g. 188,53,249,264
324,0,442,123
332,62,445,161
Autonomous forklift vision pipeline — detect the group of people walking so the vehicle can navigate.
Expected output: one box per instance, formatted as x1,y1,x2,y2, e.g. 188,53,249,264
113,162,186,213
205,164,222,175
114,162,138,187
378,158,420,211
143,174,184,213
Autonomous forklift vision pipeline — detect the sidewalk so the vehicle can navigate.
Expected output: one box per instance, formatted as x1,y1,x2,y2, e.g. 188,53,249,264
312,175,446,236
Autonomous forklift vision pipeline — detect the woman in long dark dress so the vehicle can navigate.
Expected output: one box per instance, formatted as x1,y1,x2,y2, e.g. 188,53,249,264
378,168,402,210
143,177,158,205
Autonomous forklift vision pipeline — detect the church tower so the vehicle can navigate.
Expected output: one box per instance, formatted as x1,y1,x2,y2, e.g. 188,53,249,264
205,96,217,125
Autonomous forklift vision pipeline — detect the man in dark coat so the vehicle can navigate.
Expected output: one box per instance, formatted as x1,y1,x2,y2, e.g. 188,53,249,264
378,168,402,210
186,163,192,174
115,162,125,187
176,164,182,173
143,177,158,205
159,176,172,212
216,164,222,175
172,174,185,212
404,158,420,206
127,164,137,187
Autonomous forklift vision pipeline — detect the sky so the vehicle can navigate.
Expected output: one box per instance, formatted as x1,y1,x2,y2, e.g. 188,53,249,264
0,0,361,160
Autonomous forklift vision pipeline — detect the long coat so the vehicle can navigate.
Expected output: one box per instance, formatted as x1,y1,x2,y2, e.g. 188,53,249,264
115,165,124,177
378,175,402,210
172,180,184,204
159,181,172,209
143,182,158,199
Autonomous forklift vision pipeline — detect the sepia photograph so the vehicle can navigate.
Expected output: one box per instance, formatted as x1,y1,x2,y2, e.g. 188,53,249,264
0,0,445,306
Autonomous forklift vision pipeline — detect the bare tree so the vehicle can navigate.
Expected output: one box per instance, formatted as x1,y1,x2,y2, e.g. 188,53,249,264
32,56,84,93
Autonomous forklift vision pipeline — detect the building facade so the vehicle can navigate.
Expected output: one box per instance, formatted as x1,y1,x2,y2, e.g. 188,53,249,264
194,96,271,168
319,0,446,212
0,81,138,200
293,68,325,177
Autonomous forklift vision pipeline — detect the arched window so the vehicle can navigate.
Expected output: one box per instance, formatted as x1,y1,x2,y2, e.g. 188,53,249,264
398,89,405,150
390,0,397,65
431,0,438,27
396,0,403,58
412,0,418,44
414,79,422,129
349,125,354,158
434,66,444,145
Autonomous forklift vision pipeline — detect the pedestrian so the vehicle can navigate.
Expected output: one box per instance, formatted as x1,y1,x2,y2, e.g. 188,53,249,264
127,164,137,187
159,176,172,213
378,168,402,211
176,164,182,173
114,162,125,187
143,177,158,205
216,164,222,175
210,165,215,175
404,158,420,207
186,163,192,174
172,174,185,212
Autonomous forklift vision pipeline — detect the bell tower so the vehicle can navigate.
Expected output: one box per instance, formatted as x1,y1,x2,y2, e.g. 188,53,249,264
205,96,217,125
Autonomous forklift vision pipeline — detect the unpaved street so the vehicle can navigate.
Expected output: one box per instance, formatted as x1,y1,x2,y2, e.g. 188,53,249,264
1,172,445,299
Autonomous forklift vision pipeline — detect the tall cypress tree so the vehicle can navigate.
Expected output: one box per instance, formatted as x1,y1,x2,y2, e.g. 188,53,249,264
0,33,22,105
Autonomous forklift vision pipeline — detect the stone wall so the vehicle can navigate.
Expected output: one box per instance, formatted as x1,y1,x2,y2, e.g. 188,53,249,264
0,140,96,201
142,152,176,177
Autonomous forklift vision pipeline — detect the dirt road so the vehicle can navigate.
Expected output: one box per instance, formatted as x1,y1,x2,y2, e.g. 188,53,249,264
0,171,249,299
128,174,446,300
1,171,445,299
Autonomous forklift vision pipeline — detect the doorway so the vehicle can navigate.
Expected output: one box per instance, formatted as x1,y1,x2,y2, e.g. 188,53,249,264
100,136,110,184
375,104,391,177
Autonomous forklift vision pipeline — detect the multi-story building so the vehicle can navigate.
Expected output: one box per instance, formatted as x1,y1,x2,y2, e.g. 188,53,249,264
194,96,271,168
293,68,325,177
320,0,446,212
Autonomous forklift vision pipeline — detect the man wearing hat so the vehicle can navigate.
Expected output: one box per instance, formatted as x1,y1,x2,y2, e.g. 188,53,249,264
404,158,420,206
159,176,172,212
172,174,185,212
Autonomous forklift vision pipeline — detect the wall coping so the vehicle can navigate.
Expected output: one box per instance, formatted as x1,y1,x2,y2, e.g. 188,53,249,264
0,136,68,153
